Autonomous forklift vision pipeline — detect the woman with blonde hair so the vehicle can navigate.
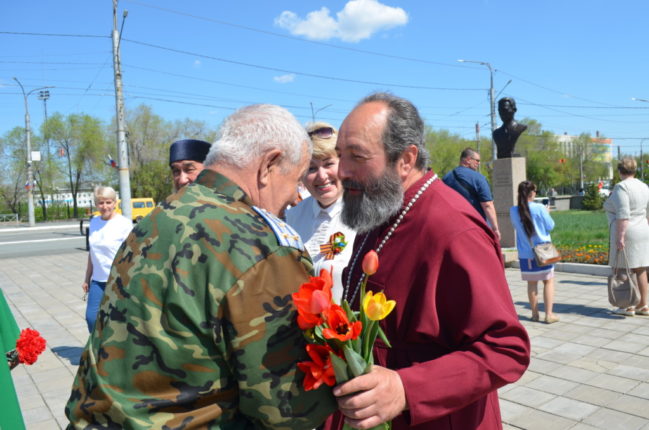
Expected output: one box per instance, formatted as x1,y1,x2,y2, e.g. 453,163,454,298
82,186,133,332
510,180,559,323
287,122,355,302
604,157,649,316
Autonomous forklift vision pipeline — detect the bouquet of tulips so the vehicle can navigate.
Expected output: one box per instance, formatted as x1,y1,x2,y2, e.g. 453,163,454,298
293,250,395,429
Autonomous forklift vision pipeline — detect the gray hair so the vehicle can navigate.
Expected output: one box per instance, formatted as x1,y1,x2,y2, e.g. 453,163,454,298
359,92,430,169
460,147,477,162
94,186,117,204
205,104,311,172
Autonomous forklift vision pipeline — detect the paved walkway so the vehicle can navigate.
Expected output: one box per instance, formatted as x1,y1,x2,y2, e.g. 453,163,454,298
2,249,649,429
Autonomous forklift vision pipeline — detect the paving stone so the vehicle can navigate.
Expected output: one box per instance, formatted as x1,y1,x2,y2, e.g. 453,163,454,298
606,394,649,419
548,365,597,383
499,386,556,407
22,405,55,425
538,396,599,421
582,407,648,430
629,382,649,399
504,407,577,430
607,364,649,382
588,373,641,393
526,375,579,395
29,419,63,430
568,423,601,430
564,384,623,407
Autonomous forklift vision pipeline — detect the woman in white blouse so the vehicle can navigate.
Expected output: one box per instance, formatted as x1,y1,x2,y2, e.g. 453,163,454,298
287,122,356,302
604,157,649,316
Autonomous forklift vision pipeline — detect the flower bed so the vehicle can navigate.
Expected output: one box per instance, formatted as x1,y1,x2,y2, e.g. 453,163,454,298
556,244,608,265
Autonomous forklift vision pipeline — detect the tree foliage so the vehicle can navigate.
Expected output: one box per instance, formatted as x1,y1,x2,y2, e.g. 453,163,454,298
581,183,604,210
118,104,217,203
0,127,28,214
44,113,107,218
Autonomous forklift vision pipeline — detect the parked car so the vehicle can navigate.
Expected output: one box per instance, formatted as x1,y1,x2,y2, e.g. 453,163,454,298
89,198,155,222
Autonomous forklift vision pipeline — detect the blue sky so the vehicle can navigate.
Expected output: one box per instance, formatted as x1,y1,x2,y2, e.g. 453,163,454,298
2,0,649,155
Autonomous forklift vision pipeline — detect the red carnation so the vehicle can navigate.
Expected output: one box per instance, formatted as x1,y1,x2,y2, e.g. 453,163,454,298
15,328,46,365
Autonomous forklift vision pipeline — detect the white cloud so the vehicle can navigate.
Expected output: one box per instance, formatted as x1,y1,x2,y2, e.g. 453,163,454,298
273,74,296,84
193,59,202,68
274,0,408,43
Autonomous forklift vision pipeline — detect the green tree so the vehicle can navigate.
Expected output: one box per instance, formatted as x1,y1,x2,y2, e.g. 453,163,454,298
581,183,603,210
120,104,217,203
0,127,28,214
424,127,475,177
44,113,107,218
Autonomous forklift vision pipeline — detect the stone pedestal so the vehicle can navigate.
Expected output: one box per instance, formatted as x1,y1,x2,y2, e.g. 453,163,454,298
492,157,526,248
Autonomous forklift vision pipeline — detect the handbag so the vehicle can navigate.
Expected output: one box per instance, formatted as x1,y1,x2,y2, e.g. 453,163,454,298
525,232,561,267
532,242,562,266
607,248,640,309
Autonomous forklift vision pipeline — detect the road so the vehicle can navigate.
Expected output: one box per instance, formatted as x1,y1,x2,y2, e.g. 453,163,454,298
0,223,87,259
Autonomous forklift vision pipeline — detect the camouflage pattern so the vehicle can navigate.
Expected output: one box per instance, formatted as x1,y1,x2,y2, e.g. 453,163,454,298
66,169,335,429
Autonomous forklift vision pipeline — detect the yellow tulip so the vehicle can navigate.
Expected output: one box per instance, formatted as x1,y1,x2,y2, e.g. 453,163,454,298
362,291,396,321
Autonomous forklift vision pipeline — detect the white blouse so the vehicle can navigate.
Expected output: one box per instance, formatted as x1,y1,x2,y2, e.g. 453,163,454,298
286,197,356,303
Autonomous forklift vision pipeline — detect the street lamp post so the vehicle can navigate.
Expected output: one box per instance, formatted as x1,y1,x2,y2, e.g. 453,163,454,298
13,78,53,227
632,98,649,180
458,59,497,163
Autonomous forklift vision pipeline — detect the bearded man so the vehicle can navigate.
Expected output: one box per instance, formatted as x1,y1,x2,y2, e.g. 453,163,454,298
325,93,530,430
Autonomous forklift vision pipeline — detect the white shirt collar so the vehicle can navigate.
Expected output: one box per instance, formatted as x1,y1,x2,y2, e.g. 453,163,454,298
310,196,343,219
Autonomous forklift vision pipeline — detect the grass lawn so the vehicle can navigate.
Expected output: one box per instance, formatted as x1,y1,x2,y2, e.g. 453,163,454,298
551,210,609,265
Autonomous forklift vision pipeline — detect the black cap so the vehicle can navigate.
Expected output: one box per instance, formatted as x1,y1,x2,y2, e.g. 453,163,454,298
169,139,211,166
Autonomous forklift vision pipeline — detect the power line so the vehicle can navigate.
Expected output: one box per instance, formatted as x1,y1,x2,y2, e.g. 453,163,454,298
122,38,483,92
0,31,107,38
123,64,354,103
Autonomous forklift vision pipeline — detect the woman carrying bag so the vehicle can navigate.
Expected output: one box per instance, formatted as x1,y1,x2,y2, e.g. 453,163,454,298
510,180,560,324
604,157,649,316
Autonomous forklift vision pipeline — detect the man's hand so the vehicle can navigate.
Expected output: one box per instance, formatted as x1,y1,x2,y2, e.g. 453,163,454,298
333,365,406,429
493,227,501,242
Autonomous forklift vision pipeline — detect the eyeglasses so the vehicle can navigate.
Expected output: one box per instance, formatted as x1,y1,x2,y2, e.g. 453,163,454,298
471,158,481,163
308,126,335,139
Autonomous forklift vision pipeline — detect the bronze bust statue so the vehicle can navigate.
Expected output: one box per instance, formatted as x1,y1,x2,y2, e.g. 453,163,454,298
492,97,527,158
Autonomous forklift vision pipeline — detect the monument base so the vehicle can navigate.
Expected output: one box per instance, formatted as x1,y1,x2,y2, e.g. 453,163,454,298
492,157,526,248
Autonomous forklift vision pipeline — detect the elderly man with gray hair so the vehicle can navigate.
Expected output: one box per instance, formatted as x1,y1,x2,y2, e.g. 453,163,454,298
66,104,335,429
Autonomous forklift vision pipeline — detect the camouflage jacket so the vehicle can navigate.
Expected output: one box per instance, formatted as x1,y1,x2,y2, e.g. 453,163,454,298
66,170,335,429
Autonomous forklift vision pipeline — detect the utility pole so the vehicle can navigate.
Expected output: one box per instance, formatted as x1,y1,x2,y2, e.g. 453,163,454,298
641,139,646,180
112,0,132,220
475,122,481,172
38,90,50,157
13,78,52,227
457,59,497,163
38,90,51,220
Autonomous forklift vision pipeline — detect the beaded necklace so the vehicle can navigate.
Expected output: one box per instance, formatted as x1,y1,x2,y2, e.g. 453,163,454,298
343,173,438,304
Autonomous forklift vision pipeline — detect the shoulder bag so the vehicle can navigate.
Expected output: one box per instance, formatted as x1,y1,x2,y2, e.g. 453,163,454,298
607,247,640,309
524,221,561,267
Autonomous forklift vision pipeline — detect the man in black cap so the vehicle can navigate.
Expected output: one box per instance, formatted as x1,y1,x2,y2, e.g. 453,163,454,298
169,139,211,191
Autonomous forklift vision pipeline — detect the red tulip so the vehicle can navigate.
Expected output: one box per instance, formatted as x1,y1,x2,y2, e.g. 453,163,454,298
361,250,379,276
297,344,336,390
292,269,333,329
322,304,362,342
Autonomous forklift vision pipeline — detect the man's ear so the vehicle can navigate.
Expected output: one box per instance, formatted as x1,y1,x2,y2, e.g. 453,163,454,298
396,144,419,179
258,148,283,186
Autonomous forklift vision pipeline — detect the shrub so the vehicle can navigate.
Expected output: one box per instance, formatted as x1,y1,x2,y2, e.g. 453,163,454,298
581,184,603,210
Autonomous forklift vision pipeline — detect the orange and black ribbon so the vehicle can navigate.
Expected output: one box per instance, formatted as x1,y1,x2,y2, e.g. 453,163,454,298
319,232,347,260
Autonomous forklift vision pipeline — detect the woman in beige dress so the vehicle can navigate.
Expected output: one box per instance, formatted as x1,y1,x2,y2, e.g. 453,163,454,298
604,157,649,316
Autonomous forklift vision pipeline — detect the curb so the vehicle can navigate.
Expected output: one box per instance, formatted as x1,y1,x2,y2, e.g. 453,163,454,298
510,261,611,277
